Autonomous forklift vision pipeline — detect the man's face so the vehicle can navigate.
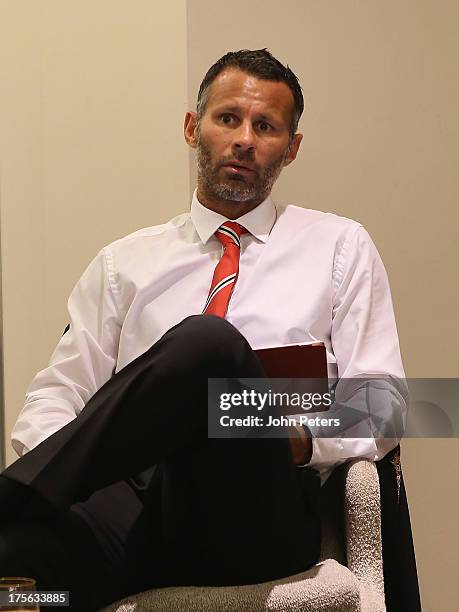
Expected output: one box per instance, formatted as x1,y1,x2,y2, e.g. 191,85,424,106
185,69,302,213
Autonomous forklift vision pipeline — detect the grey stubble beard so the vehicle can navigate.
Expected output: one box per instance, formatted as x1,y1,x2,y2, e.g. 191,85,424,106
195,126,290,204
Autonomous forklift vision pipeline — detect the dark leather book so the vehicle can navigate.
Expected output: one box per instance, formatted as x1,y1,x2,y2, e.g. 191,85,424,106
254,342,329,412
255,341,328,379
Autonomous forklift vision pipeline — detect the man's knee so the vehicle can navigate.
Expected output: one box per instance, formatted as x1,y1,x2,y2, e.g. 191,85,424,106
174,314,247,349
160,314,263,378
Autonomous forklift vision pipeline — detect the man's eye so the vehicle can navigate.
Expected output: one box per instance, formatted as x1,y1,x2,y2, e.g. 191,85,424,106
258,121,272,132
220,114,234,124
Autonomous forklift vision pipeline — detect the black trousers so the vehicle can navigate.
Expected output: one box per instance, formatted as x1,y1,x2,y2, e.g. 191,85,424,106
0,315,321,611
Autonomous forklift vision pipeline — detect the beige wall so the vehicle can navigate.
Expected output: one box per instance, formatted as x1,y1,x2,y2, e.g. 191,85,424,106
0,0,189,465
1,1,458,610
187,1,458,610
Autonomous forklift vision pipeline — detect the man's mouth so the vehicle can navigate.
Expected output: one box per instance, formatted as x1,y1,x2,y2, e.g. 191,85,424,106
222,162,255,175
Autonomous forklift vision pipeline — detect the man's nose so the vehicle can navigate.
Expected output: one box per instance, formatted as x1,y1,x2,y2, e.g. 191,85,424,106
232,121,255,153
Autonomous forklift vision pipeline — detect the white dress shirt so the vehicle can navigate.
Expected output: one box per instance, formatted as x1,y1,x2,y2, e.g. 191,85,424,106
12,190,406,483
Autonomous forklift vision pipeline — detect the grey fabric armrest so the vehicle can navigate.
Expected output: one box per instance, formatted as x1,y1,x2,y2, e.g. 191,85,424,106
344,459,385,612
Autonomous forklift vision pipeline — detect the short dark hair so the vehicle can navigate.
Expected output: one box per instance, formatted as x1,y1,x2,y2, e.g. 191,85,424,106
196,48,304,136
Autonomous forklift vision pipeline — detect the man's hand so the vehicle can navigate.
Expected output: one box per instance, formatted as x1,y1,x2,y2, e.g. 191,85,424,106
288,424,312,465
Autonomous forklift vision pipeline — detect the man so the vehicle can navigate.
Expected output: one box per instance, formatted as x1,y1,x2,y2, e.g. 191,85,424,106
0,49,407,610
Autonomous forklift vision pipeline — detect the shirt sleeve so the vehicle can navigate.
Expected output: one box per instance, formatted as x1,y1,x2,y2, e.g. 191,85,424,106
306,224,407,480
11,248,122,457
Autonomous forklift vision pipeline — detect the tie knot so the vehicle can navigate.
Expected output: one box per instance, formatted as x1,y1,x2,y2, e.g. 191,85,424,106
215,221,247,248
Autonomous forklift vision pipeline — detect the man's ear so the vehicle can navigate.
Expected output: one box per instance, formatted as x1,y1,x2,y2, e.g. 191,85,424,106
184,111,198,149
283,133,303,167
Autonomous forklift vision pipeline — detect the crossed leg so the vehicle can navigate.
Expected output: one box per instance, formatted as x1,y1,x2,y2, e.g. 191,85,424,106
0,316,321,610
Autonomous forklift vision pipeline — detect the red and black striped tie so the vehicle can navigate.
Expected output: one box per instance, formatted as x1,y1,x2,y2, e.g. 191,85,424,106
203,221,247,318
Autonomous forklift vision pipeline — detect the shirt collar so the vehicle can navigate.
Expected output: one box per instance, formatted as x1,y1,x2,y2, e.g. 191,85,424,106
190,188,277,245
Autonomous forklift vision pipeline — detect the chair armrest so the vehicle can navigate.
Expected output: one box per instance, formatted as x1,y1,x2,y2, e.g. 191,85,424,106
344,459,385,611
